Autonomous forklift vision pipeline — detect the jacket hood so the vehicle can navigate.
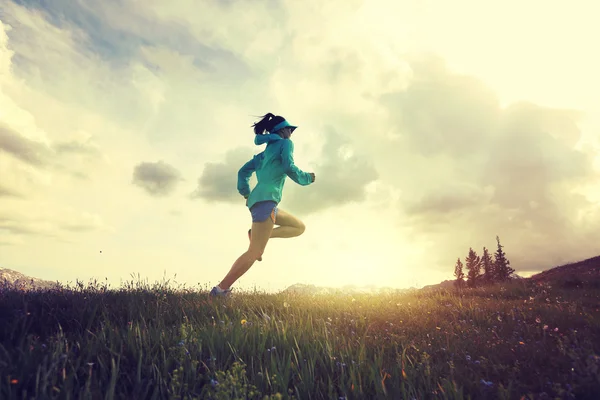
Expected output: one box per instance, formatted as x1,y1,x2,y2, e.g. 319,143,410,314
254,133,283,146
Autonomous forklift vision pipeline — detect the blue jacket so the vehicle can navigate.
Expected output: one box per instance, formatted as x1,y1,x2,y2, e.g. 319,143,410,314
237,134,313,209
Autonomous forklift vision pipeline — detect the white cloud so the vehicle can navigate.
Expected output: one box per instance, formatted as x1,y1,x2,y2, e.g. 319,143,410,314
132,160,183,197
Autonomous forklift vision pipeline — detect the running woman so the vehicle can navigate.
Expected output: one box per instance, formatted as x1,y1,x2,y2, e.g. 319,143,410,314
209,113,316,298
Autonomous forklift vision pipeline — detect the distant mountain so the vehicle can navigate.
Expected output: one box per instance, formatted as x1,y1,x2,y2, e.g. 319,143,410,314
420,279,456,291
284,255,600,293
282,283,414,295
5,253,599,294
0,268,59,291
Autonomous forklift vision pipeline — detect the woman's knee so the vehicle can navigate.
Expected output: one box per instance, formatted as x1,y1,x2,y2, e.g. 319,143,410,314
297,220,306,235
246,248,264,261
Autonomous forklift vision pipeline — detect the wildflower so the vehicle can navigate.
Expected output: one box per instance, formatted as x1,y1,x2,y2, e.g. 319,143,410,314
535,317,541,323
210,379,219,387
480,379,493,387
241,319,247,325
283,302,290,308
543,325,548,330
10,379,18,385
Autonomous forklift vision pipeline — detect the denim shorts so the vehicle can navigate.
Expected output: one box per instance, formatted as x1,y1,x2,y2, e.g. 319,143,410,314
250,201,278,223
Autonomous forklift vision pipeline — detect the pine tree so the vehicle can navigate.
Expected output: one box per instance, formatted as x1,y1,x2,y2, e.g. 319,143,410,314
465,247,482,288
481,246,494,284
454,258,465,288
494,236,515,281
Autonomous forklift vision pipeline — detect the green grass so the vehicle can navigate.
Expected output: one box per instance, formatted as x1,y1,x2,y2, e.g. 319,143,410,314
1,278,599,399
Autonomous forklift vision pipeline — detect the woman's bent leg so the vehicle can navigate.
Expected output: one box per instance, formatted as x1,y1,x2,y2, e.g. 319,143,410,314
271,208,306,238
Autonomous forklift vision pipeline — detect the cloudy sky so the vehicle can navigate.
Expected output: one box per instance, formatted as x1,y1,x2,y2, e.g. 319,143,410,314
1,0,599,292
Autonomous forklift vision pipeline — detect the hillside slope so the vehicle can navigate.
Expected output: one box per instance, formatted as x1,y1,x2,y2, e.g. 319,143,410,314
0,268,58,290
529,255,600,285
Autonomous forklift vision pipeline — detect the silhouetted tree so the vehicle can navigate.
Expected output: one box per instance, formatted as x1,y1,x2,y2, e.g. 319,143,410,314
465,247,482,288
481,246,494,284
454,258,465,288
494,236,514,281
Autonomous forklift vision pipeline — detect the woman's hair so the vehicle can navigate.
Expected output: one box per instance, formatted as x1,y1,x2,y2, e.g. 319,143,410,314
252,113,285,135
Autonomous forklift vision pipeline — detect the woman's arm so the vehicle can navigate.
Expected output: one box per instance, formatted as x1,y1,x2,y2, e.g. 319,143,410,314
281,140,313,186
237,157,256,197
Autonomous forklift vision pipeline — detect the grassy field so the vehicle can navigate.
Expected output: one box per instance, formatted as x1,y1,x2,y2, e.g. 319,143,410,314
1,278,599,399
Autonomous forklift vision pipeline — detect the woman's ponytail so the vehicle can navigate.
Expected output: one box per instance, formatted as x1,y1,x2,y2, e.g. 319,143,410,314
251,113,285,135
252,113,275,135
